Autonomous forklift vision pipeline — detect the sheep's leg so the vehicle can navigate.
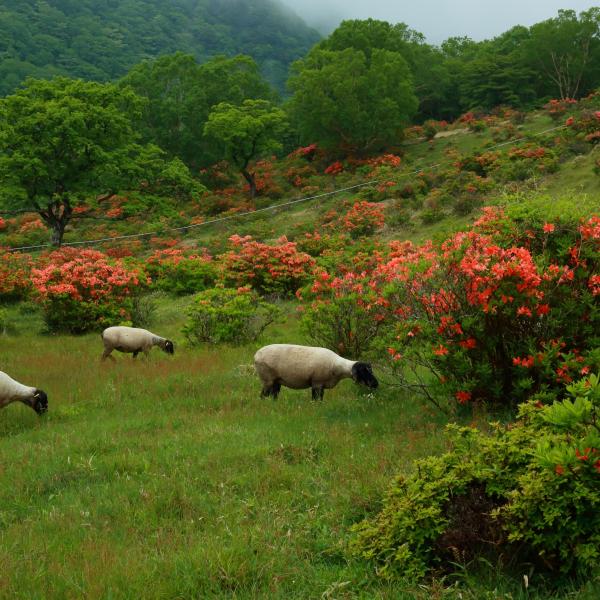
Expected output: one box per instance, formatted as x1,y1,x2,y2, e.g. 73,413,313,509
261,381,281,399
312,386,324,401
132,350,140,359
101,348,115,362
271,381,281,399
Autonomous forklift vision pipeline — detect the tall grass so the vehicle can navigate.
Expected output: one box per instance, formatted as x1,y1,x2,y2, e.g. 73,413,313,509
1,305,598,598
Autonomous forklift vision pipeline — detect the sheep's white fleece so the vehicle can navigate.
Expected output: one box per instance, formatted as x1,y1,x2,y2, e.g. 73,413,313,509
0,370,36,409
254,344,355,390
102,326,166,355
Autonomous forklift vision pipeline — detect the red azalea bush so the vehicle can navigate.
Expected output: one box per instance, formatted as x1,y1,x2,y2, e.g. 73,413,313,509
302,207,599,407
146,248,216,296
0,249,32,301
381,208,600,407
299,269,387,358
543,97,578,121
219,234,315,296
31,248,150,333
336,200,385,239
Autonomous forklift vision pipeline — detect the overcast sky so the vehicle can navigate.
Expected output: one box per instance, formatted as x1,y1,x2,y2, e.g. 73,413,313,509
280,0,600,42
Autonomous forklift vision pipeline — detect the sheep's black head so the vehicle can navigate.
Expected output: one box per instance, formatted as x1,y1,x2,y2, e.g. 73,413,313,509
351,362,378,389
163,340,175,355
32,389,48,415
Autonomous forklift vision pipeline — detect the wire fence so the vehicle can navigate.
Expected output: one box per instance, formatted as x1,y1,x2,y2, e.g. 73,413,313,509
3,123,567,253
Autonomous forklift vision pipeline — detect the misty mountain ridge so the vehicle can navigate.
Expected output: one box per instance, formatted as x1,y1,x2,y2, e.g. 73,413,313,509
0,0,321,95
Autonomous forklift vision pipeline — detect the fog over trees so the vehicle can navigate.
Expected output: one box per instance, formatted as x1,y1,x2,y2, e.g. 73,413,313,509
280,0,600,41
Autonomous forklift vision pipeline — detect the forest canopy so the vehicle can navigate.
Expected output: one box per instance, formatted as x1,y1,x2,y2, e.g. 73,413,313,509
0,0,321,95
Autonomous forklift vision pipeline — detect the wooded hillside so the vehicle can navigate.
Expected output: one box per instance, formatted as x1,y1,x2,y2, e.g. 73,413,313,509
0,0,320,94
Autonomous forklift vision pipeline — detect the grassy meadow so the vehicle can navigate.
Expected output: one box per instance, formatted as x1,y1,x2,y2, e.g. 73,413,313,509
2,301,599,599
1,109,599,599
0,301,446,599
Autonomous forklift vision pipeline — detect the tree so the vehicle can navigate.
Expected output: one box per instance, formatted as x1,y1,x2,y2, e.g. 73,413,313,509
0,77,198,246
203,99,287,198
525,9,600,99
288,46,417,153
120,53,275,167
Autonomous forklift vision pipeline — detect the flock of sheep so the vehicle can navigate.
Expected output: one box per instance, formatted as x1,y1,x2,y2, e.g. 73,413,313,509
1,326,379,415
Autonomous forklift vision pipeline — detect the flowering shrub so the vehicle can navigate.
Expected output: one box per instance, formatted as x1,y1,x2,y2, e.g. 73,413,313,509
182,286,280,345
299,269,386,358
219,235,315,296
336,200,385,239
0,249,32,301
324,161,344,175
382,210,599,406
543,97,578,121
31,248,149,333
295,231,348,257
351,374,600,581
147,248,216,296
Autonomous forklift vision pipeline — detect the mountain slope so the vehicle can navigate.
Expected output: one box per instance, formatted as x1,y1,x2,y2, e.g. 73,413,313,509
0,0,320,95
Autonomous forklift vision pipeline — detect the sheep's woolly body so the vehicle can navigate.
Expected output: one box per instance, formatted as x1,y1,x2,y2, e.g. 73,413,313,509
0,371,36,409
101,326,172,359
254,344,356,392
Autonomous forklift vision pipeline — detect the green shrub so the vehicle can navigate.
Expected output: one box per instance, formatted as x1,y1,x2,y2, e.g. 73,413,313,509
147,249,217,296
182,286,281,345
351,374,600,582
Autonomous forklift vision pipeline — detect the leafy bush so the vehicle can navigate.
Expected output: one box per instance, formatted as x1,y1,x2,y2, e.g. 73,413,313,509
351,374,600,582
147,248,216,296
31,248,149,334
0,249,32,301
299,270,386,358
182,286,281,345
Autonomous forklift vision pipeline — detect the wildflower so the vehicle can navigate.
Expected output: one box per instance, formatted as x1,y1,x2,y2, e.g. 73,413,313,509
433,344,449,356
543,223,555,233
455,390,471,404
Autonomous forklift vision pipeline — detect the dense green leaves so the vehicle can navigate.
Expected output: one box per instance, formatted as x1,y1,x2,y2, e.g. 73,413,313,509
0,77,200,245
204,99,287,197
288,46,417,153
0,0,320,96
121,53,275,168
352,375,600,580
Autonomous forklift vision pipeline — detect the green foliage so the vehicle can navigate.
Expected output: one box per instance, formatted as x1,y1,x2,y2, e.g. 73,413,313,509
182,286,281,345
0,0,320,96
0,77,199,245
351,374,600,582
120,53,275,167
288,45,417,152
204,100,288,197
147,252,217,297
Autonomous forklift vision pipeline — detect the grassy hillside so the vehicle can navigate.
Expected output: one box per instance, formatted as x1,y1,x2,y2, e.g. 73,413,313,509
0,100,599,598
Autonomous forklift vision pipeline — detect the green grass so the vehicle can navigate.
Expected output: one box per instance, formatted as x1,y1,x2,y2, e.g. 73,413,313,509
1,305,598,599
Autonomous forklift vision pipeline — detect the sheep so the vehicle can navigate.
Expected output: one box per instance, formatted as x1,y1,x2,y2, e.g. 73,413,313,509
101,326,174,361
254,344,378,400
0,370,48,415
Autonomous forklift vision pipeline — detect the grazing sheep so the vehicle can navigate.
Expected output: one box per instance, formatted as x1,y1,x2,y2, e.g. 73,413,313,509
0,370,48,414
254,344,378,400
101,326,174,361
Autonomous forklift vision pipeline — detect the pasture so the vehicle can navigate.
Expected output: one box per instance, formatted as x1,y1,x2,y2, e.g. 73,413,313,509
0,303,440,599
0,303,598,599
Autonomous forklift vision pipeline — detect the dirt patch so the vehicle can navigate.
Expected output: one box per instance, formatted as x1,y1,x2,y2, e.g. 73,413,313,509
434,128,469,139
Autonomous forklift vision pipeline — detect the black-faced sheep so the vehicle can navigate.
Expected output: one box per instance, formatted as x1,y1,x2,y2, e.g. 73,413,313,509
101,326,174,361
254,343,378,400
0,370,48,414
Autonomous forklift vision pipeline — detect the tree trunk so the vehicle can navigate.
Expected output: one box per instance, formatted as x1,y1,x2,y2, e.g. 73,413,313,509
241,168,257,200
37,198,73,247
